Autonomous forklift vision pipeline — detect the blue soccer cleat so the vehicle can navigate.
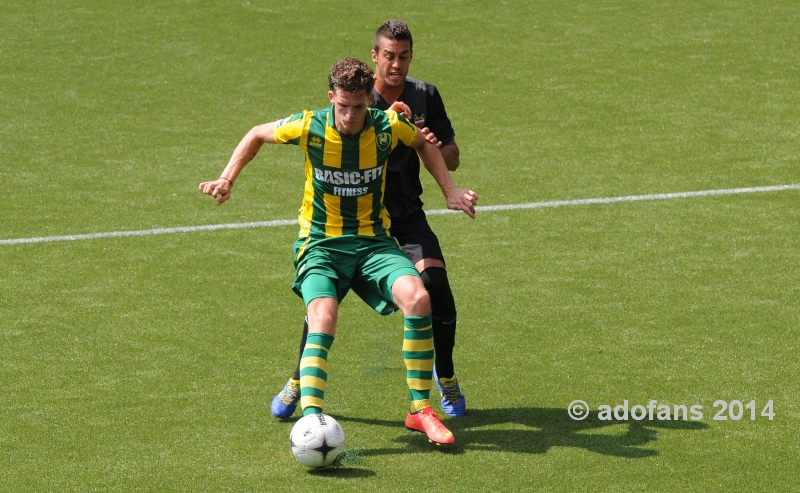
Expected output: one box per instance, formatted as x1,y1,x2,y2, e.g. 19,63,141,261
432,366,466,417
270,379,300,419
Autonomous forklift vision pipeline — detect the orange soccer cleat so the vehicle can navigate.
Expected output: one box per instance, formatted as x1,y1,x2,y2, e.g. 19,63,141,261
405,406,455,445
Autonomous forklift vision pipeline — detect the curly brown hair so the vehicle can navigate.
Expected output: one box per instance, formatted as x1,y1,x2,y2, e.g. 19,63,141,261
328,58,374,94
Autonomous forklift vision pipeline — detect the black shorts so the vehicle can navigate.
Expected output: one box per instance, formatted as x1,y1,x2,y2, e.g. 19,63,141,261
389,210,445,266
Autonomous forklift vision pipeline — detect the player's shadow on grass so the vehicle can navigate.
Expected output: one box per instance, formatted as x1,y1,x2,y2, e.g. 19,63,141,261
339,407,708,458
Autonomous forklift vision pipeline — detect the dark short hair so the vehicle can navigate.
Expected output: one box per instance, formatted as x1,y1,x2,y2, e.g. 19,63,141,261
373,19,413,52
328,58,375,94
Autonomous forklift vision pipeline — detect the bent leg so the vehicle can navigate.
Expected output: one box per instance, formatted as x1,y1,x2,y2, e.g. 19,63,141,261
391,274,430,316
392,275,435,413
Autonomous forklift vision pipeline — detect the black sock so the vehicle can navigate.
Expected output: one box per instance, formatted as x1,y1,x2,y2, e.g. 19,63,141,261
420,267,458,379
291,317,309,381
433,316,456,378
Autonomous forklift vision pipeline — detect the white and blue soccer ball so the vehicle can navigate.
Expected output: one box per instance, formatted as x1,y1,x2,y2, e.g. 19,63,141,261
290,413,345,468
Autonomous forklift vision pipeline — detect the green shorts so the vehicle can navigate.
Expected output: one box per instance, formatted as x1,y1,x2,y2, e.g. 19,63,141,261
292,235,419,315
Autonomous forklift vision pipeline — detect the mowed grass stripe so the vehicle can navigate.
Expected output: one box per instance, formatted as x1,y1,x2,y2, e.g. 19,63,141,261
2,184,798,246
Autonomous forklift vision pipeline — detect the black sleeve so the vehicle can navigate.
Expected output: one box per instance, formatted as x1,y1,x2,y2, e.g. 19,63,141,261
425,85,456,145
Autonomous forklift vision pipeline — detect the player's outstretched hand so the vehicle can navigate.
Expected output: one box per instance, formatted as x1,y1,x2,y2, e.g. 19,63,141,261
198,178,232,206
446,188,479,219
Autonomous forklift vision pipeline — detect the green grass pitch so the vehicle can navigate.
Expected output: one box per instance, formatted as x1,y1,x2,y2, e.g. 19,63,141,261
2,1,799,491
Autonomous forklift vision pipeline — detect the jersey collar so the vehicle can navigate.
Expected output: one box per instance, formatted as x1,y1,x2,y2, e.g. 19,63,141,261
326,105,375,138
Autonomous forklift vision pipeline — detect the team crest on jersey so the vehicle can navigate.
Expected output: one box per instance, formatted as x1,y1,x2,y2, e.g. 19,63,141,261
414,114,426,128
376,132,391,151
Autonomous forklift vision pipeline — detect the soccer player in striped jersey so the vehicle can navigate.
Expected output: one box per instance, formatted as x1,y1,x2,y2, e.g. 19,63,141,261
199,58,477,445
273,20,470,424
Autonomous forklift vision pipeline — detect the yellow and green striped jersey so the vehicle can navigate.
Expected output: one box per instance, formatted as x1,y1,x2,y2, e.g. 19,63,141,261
273,106,418,238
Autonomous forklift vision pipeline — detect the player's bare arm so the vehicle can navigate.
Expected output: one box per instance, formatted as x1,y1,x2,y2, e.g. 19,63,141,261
418,128,460,171
438,140,460,171
388,101,462,172
198,121,278,205
411,131,478,218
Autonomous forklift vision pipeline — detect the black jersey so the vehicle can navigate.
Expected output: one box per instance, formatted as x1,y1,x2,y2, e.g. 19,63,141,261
371,77,456,223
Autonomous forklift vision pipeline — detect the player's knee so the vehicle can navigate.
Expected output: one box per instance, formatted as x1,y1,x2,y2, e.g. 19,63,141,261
419,267,457,322
407,286,431,315
393,276,431,316
306,297,338,335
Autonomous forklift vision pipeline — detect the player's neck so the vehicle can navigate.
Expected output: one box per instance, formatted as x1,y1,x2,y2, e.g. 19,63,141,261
374,78,405,105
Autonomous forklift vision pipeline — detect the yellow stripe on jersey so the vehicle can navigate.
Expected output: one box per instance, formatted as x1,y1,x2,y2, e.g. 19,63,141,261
385,110,418,150
323,124,342,168
299,161,315,238
356,194,374,236
359,126,377,169
322,193,343,237
287,114,315,237
272,111,311,144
